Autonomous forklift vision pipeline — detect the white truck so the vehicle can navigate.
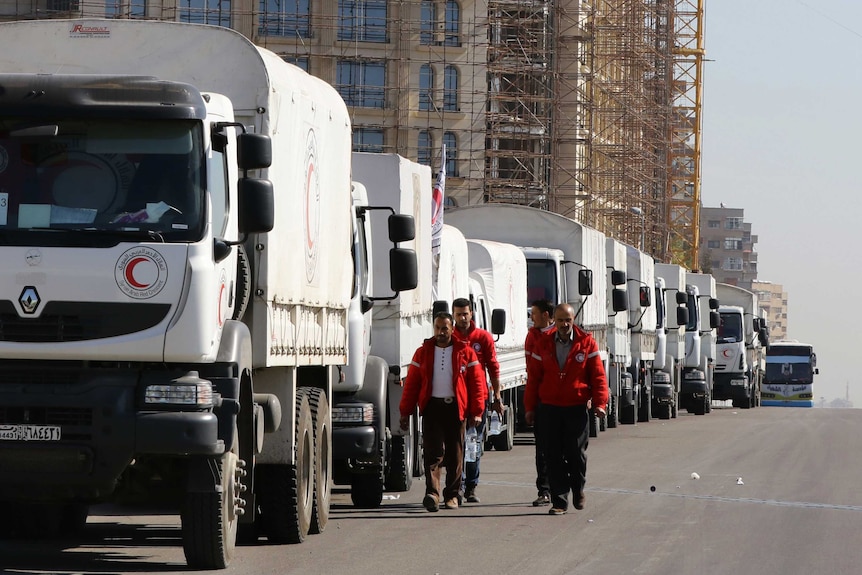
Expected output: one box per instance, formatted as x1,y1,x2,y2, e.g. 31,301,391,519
681,272,721,415
336,153,429,508
653,263,690,419
0,20,415,568
714,283,768,409
464,238,528,451
445,204,617,429
605,238,633,428
625,245,657,421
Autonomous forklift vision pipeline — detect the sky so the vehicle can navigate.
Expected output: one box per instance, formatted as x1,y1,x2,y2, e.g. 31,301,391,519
702,0,862,406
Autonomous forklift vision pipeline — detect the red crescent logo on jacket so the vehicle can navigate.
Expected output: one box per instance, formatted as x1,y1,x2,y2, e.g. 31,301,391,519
473,343,481,351
576,352,585,362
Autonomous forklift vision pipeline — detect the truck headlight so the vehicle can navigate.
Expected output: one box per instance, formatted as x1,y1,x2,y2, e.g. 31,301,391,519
144,383,213,407
332,404,374,424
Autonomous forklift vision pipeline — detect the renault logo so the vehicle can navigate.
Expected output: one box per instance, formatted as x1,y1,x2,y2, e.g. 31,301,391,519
19,286,40,315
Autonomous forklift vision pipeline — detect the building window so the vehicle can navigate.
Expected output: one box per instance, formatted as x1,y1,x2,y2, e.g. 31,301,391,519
419,64,435,111
180,0,231,26
106,0,144,17
707,240,720,249
707,219,720,228
724,238,742,250
418,130,433,166
723,257,743,271
444,0,460,46
420,0,436,45
283,56,310,72
443,65,459,111
336,60,386,108
725,217,743,230
443,131,458,176
260,0,310,37
353,129,384,152
338,0,387,42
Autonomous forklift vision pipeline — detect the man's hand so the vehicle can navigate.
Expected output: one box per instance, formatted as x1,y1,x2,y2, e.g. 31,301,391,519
491,396,505,416
468,415,483,428
525,411,535,427
594,406,607,419
399,416,410,431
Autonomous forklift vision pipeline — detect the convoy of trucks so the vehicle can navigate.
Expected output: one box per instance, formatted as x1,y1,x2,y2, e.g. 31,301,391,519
0,16,785,569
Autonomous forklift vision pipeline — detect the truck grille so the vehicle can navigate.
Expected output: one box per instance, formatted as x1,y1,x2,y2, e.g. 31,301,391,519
0,301,170,342
0,406,92,427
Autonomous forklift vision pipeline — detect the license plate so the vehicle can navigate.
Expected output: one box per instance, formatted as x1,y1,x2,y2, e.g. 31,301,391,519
731,379,746,386
0,424,62,441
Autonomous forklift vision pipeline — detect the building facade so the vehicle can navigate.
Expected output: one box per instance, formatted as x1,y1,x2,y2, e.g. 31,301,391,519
698,205,758,290
751,279,788,342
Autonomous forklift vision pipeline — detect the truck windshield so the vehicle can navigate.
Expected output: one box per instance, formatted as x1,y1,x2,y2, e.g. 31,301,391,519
0,119,204,244
527,260,557,304
717,312,742,343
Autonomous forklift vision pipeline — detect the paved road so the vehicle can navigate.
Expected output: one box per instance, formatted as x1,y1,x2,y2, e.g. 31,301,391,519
2,406,861,575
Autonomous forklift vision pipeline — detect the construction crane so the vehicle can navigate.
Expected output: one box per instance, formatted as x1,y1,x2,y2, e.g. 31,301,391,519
667,0,705,269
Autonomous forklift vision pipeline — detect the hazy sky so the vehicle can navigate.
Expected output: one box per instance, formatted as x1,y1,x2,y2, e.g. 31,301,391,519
702,1,861,406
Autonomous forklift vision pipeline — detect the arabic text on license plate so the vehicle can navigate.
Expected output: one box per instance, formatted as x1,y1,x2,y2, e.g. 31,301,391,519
0,425,62,441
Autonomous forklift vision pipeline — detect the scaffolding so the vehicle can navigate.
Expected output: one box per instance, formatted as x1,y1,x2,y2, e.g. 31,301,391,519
0,0,703,262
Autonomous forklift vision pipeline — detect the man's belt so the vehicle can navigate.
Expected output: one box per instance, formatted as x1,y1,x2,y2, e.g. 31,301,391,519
431,396,455,404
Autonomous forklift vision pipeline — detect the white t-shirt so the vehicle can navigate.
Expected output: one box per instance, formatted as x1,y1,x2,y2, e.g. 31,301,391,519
431,345,455,397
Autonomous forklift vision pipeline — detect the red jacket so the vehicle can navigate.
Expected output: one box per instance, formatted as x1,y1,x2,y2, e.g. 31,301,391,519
399,337,485,420
525,324,556,371
453,321,499,402
525,326,608,413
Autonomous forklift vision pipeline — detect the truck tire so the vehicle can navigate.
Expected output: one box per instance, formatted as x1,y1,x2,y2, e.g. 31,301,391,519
232,244,251,321
305,387,332,534
384,434,413,492
258,392,314,544
606,395,618,428
351,471,384,508
620,402,637,425
638,388,652,423
411,409,424,478
490,406,515,451
181,431,243,569
705,392,712,413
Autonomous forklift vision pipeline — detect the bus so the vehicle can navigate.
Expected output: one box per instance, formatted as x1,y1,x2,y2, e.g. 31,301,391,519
762,341,818,407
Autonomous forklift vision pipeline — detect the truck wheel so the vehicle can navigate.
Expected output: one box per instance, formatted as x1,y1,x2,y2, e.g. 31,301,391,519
638,390,652,423
411,410,424,478
705,392,712,413
181,433,243,569
258,392,314,544
231,244,251,321
305,388,331,534
384,434,413,492
350,471,384,508
588,409,599,437
620,403,636,425
489,406,515,451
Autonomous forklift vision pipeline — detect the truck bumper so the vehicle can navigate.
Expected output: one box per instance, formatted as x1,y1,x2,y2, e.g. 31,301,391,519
333,425,377,459
652,383,674,403
712,374,749,401
0,370,222,503
680,370,708,399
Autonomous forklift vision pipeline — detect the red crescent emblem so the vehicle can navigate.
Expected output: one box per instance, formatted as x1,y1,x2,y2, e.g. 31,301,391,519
306,163,315,249
125,257,150,289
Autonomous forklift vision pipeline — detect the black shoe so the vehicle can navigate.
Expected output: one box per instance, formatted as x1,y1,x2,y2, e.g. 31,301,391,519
548,507,567,515
423,493,439,512
574,492,585,510
532,493,550,507
464,487,480,503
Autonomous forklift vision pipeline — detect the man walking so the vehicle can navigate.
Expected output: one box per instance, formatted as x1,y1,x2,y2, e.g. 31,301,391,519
524,299,555,506
452,297,502,504
525,303,608,515
400,312,484,512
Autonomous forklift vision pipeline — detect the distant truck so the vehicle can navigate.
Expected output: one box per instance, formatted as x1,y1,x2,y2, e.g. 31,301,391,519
653,263,690,419
0,20,416,568
605,237,633,428
682,272,721,415
625,245,657,422
714,283,769,409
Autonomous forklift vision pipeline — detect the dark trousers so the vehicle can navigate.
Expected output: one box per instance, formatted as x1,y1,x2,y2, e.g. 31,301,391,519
534,403,549,495
422,398,465,501
537,403,589,510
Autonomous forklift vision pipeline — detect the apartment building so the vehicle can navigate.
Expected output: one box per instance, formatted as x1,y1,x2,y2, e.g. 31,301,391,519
699,205,758,291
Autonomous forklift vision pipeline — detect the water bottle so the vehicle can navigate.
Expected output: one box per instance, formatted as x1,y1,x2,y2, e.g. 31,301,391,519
488,411,502,436
465,427,478,462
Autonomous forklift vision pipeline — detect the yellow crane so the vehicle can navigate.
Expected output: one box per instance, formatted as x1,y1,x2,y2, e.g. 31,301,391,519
667,0,705,269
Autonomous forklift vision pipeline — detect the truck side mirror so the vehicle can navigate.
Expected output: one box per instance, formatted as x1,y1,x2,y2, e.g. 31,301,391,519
639,285,652,307
388,214,415,243
237,133,272,170
578,269,593,296
675,291,687,305
491,308,506,335
611,269,626,286
238,178,274,234
432,300,450,316
709,310,721,329
759,327,770,348
612,288,628,312
389,248,418,292
709,297,720,310
676,306,689,327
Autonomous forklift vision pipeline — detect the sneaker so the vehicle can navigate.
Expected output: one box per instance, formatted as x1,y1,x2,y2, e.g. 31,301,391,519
464,487,480,503
574,492,585,510
444,497,459,510
532,493,551,507
548,507,567,515
423,493,439,512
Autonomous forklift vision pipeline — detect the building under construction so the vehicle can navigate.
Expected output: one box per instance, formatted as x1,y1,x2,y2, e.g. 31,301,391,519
0,0,704,265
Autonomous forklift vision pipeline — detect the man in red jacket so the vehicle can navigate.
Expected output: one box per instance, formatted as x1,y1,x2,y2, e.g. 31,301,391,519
524,299,556,507
400,312,485,512
525,303,608,515
452,297,501,504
